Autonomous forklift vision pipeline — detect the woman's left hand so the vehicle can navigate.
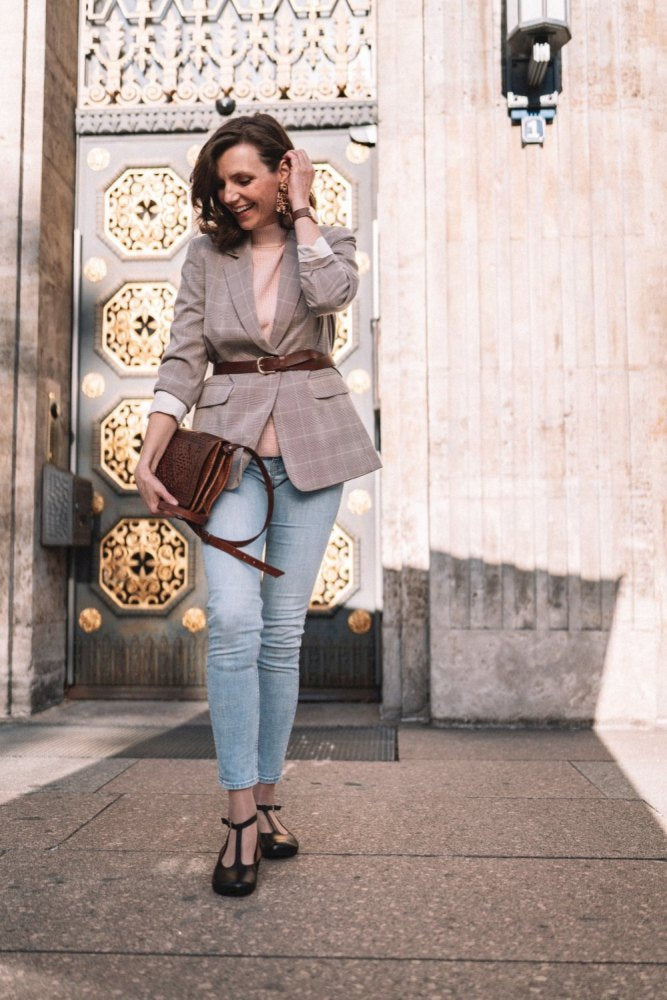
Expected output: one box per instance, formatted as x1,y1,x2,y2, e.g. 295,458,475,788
283,148,315,210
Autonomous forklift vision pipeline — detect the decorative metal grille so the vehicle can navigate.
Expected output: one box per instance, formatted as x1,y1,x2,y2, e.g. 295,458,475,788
331,307,352,363
101,281,176,372
309,520,356,609
104,166,192,257
100,398,151,490
80,0,375,109
314,160,354,360
313,160,351,226
99,518,189,609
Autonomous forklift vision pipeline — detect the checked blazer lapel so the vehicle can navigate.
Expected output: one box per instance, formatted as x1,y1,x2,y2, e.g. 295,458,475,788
223,229,302,354
269,229,301,350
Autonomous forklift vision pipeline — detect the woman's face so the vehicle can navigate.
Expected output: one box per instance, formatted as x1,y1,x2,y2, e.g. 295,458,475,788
215,142,287,230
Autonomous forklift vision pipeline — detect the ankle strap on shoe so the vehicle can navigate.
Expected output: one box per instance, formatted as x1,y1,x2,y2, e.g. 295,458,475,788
221,813,257,830
256,803,281,812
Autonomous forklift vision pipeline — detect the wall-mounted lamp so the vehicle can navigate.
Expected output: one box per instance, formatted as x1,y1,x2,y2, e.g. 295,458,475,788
505,0,572,144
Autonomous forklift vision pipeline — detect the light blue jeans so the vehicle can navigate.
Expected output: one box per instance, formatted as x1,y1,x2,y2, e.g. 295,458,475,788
201,456,343,790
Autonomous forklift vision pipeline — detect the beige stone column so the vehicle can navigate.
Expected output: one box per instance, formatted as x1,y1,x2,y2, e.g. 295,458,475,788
377,0,665,724
0,0,78,715
376,1,432,720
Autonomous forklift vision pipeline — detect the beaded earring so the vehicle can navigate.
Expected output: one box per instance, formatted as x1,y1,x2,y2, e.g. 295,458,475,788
276,180,290,216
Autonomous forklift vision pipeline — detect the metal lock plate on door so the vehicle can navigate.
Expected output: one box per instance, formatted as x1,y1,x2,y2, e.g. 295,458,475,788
41,464,93,547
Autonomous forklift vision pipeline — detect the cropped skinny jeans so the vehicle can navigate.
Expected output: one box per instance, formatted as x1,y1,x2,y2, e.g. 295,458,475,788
201,456,343,790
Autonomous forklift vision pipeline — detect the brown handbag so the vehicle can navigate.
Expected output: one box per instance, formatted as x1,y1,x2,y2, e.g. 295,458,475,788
155,428,283,577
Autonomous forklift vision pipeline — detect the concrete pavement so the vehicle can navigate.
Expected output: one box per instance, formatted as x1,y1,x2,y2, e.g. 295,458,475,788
0,700,665,999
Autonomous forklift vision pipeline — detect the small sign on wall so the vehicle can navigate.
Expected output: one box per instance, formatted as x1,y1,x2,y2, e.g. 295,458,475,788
521,115,546,145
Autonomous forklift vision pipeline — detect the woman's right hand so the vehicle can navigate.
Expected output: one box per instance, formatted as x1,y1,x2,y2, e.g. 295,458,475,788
134,412,181,515
134,459,179,515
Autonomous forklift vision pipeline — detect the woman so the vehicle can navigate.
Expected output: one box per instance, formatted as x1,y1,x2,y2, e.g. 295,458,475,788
135,113,381,898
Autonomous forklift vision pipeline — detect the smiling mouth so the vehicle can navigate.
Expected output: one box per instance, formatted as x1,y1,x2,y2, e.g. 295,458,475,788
233,204,254,217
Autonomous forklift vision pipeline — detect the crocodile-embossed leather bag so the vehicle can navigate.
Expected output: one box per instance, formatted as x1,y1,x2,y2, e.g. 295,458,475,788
155,428,282,577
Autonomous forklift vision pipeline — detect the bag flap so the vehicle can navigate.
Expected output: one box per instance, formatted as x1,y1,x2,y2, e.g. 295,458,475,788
156,429,224,508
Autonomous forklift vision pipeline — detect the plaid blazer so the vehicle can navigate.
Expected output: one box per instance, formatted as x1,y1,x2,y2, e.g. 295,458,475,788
153,224,382,491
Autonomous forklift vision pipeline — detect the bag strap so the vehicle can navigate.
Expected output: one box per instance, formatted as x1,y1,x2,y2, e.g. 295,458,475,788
195,442,282,577
222,443,275,548
159,443,283,578
192,524,282,577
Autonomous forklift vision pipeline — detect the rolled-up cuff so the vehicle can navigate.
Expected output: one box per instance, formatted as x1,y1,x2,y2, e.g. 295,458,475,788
297,235,334,261
149,390,188,422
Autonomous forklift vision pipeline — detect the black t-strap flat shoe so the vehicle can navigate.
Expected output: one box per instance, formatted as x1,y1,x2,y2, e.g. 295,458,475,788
212,813,261,896
256,803,299,859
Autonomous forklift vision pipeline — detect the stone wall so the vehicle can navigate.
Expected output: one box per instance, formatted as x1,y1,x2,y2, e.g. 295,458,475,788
377,1,665,724
0,0,78,715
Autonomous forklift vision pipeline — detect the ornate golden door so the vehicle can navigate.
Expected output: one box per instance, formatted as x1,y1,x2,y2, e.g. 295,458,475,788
71,130,379,697
71,0,380,699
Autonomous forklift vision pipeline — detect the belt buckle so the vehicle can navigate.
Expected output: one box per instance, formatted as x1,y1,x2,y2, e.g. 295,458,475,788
256,356,276,375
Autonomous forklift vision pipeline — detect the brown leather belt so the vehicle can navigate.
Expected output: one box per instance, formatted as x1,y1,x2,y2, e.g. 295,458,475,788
213,349,335,375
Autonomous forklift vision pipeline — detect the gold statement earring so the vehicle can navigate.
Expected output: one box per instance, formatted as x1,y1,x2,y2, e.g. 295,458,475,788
276,180,290,216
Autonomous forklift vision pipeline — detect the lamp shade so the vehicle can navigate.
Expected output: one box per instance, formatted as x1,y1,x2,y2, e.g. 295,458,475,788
507,0,571,55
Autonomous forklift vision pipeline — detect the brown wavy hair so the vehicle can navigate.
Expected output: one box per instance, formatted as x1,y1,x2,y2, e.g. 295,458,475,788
190,113,317,254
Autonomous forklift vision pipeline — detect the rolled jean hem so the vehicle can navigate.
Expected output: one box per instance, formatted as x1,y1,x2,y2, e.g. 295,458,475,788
219,777,259,790
257,774,283,784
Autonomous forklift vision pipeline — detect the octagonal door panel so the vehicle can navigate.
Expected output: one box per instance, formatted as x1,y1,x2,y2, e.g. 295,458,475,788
72,130,380,698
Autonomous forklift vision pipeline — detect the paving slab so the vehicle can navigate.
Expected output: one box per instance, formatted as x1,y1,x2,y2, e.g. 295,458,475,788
97,759,219,795
3,701,211,729
398,727,616,760
6,699,381,730
422,797,667,859
594,730,667,829
62,794,223,853
0,953,665,1000
100,757,603,800
52,781,666,860
571,760,644,799
286,758,604,799
596,729,667,759
0,793,120,849
0,851,664,963
0,725,177,758
0,758,134,804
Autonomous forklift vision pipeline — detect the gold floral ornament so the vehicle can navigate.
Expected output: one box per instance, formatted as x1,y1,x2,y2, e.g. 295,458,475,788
309,522,356,610
100,399,152,491
331,307,353,365
347,609,372,634
347,489,372,516
86,147,111,171
346,368,371,394
82,372,106,399
313,162,352,228
104,166,192,257
83,257,107,282
91,492,105,515
182,607,207,633
78,607,102,633
99,518,189,610
102,281,176,373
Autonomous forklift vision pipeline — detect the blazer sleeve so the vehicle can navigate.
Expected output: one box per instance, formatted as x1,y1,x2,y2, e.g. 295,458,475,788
297,225,359,316
151,238,208,411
